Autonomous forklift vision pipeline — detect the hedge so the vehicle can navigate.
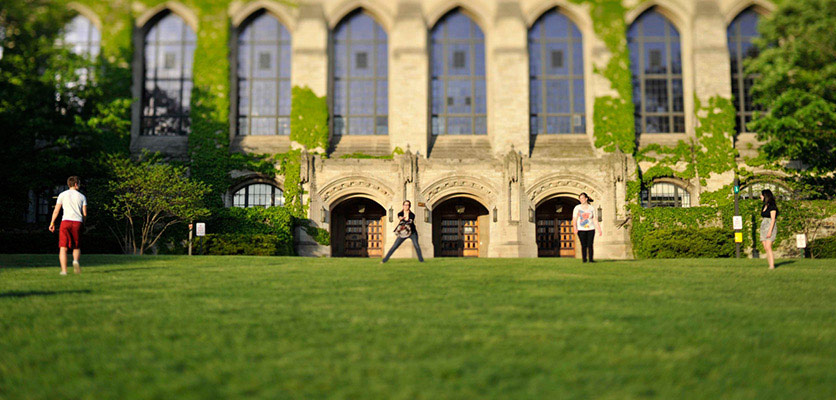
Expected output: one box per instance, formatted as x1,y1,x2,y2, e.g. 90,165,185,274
809,236,836,259
635,227,735,259
197,233,293,256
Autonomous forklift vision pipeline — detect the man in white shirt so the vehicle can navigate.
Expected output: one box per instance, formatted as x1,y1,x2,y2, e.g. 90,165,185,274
48,176,87,275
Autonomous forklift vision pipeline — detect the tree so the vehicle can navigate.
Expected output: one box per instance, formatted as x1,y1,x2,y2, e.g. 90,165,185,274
103,153,210,255
746,0,836,175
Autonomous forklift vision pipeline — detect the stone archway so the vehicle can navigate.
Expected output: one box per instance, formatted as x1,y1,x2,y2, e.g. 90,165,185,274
535,196,581,257
432,197,490,258
330,197,387,258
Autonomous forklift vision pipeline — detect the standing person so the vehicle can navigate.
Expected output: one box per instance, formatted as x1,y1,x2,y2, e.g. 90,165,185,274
381,200,424,263
759,189,779,270
48,176,87,275
572,192,602,263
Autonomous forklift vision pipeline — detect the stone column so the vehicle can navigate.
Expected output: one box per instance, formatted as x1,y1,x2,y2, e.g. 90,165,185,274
487,1,529,156
389,2,429,157
291,3,328,97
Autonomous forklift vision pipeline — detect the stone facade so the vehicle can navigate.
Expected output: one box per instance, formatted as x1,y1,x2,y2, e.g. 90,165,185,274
113,0,778,259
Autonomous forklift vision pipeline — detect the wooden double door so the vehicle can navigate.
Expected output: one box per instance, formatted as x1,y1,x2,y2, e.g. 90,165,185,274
331,198,386,258
433,198,488,257
536,197,579,257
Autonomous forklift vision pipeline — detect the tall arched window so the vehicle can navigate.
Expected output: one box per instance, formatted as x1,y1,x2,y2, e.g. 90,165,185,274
431,10,486,135
642,182,690,208
628,9,684,134
728,8,761,134
61,15,101,59
529,9,585,135
236,12,291,136
331,10,388,136
233,183,284,208
141,12,196,136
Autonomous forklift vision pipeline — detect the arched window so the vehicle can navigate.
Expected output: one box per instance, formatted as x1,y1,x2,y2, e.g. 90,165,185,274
529,9,585,135
628,9,684,134
740,181,792,200
61,15,101,59
642,182,690,208
141,12,196,136
430,10,486,135
332,10,388,136
728,8,761,134
233,183,284,208
236,12,291,136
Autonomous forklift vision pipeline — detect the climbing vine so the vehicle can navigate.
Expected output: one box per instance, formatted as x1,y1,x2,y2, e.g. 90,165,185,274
290,86,329,154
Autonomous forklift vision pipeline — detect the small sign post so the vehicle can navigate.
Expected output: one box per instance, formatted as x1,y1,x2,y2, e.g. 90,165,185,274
732,216,743,230
188,223,193,256
733,176,740,258
195,223,206,237
797,234,807,258
735,232,743,243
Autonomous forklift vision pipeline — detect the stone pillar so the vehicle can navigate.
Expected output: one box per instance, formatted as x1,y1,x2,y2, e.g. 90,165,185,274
291,3,328,97
389,2,429,157
487,2,529,156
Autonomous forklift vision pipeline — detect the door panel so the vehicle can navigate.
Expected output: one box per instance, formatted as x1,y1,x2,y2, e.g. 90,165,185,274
439,217,479,257
344,216,384,258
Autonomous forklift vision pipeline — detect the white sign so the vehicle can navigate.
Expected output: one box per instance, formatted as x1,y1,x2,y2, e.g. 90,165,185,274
732,216,743,230
195,222,206,237
796,234,807,249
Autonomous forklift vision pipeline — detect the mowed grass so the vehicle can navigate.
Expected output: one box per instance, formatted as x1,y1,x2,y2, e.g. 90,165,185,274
1,255,836,399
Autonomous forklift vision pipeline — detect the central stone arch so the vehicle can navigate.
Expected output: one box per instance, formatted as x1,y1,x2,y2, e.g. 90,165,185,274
422,175,497,209
318,175,395,210
526,173,604,207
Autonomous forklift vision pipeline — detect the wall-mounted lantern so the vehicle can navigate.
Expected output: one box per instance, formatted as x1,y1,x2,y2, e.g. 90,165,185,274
597,204,603,222
320,206,327,223
424,206,430,223
528,207,534,223
492,206,498,223
388,206,394,222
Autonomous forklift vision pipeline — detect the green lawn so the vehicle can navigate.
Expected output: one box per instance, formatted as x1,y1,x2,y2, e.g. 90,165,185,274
1,255,835,399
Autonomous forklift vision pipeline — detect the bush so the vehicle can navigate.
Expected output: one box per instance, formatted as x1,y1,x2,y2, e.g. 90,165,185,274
197,234,292,256
636,227,735,259
809,236,836,258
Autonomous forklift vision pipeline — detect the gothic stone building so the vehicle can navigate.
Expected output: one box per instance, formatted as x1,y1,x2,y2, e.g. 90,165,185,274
59,0,777,258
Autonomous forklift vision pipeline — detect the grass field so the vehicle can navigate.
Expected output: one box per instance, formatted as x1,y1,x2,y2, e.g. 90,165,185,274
1,255,836,399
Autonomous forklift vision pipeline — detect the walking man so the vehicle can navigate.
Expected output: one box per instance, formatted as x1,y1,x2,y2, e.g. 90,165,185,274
48,176,87,275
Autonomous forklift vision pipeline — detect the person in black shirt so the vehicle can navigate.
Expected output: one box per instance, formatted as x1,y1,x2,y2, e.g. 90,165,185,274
759,189,779,269
381,200,424,263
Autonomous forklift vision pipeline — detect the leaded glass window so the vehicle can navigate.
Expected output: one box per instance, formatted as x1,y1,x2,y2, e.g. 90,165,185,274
529,9,585,135
728,8,761,134
642,182,690,208
332,11,388,135
740,181,792,200
61,15,100,59
431,10,486,135
141,13,196,136
237,12,291,136
233,183,284,208
628,9,685,134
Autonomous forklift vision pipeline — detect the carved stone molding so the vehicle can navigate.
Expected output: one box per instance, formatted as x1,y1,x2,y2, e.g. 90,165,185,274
422,176,497,207
526,174,604,206
318,175,395,206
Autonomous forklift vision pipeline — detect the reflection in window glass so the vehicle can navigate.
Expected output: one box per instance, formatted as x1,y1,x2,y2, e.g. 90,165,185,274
529,9,585,135
332,11,388,135
237,12,292,136
233,183,284,208
728,8,761,134
141,13,196,136
431,10,486,135
628,9,685,134
642,182,690,208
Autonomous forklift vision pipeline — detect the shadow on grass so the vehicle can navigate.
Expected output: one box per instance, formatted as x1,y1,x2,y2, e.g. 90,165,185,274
0,289,92,299
774,260,796,268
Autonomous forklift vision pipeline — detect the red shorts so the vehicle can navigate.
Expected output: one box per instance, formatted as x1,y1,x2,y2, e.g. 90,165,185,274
59,221,83,249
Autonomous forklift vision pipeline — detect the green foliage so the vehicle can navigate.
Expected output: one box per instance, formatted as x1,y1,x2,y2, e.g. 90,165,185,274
199,233,293,256
291,86,329,153
103,153,211,254
810,236,836,259
637,227,734,259
746,0,836,174
298,219,330,246
694,96,736,180
210,206,294,237
338,147,405,160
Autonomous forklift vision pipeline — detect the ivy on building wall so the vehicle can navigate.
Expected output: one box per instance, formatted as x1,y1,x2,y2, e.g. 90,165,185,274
694,95,736,186
290,86,329,154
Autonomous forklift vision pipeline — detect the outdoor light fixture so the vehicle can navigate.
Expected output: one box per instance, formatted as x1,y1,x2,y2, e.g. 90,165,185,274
556,204,563,213
389,207,394,222
456,204,465,214
493,206,498,223
597,205,603,222
321,206,327,223
528,207,535,223
424,207,430,223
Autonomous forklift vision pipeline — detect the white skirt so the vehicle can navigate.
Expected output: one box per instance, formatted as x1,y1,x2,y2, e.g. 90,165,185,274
759,218,777,242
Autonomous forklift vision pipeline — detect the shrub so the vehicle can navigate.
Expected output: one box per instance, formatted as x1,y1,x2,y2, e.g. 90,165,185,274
198,234,292,256
636,227,734,259
809,236,836,259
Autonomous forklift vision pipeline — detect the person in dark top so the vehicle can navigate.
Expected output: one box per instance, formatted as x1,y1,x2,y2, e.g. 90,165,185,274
759,189,779,269
381,200,424,263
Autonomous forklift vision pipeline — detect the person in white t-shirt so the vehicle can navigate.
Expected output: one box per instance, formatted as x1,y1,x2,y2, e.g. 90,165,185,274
571,192,602,263
48,176,87,275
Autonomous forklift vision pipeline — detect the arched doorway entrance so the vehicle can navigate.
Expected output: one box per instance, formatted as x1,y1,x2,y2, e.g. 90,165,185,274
536,196,580,257
330,197,386,257
432,197,490,257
